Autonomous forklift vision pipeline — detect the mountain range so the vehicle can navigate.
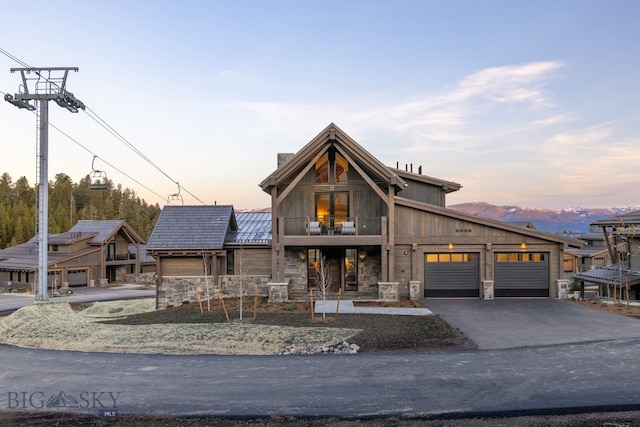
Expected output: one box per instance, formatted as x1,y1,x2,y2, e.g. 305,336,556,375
447,203,639,234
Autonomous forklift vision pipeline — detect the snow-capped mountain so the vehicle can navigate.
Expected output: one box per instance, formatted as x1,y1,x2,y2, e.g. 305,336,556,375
447,202,638,233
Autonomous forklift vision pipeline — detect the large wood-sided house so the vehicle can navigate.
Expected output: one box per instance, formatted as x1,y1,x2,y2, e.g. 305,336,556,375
148,123,580,309
0,220,145,291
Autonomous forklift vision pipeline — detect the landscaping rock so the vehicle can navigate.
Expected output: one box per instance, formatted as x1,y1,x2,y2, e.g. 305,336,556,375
278,341,360,355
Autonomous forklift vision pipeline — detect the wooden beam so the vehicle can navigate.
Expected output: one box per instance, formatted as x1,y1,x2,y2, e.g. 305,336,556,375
602,226,617,264
276,148,326,205
336,147,389,204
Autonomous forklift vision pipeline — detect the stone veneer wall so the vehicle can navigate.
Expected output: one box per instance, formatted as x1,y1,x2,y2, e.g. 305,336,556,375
285,249,307,299
157,274,270,310
358,252,381,295
123,272,156,285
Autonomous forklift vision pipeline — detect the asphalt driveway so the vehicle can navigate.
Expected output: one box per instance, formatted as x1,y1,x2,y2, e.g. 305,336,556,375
422,298,640,349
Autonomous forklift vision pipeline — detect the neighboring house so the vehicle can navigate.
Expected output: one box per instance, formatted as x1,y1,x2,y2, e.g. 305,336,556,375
563,232,621,276
146,206,272,308
0,220,146,290
148,123,582,309
573,210,640,299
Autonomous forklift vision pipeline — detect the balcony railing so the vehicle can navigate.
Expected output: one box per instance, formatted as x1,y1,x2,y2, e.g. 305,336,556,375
283,217,382,236
106,253,137,262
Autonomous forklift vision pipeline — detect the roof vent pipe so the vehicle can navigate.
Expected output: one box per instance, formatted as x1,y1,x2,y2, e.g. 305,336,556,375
418,165,422,174
410,163,413,173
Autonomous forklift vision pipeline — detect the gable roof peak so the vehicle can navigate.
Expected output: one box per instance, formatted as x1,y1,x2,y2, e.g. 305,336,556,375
260,123,406,193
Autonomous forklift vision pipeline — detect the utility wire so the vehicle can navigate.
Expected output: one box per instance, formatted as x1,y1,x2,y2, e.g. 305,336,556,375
1,47,205,205
0,93,166,201
47,121,167,202
82,106,206,204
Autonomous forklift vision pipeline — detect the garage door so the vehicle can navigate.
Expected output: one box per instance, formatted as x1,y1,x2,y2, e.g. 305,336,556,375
424,253,479,297
494,253,549,297
67,269,87,287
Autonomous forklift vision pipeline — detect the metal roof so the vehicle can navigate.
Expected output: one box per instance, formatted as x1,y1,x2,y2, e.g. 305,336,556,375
227,212,272,244
591,210,640,226
573,264,640,286
565,247,609,257
0,240,96,272
68,220,126,244
146,205,236,251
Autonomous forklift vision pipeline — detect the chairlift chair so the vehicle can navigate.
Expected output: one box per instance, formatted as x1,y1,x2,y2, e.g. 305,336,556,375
89,156,108,190
166,183,184,205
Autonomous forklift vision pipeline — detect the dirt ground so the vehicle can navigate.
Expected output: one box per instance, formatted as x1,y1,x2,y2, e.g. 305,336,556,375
3,409,640,426
570,298,640,319
99,297,476,353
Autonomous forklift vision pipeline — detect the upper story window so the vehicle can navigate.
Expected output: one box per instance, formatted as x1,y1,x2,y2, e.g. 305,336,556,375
315,147,348,184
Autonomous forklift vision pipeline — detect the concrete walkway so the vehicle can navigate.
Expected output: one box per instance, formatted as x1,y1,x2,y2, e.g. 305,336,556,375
314,299,432,316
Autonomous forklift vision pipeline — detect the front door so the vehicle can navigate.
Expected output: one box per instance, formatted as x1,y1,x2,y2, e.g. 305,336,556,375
307,248,358,293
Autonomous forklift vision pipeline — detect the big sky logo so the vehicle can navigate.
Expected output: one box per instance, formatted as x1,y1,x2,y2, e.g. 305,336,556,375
6,390,121,409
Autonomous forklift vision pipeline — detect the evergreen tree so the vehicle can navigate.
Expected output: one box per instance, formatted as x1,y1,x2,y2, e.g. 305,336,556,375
0,172,161,249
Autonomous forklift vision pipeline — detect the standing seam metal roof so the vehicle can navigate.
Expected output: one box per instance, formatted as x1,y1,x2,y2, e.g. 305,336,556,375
227,212,272,244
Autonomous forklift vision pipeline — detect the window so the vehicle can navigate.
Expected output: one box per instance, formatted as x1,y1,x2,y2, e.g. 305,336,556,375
315,146,348,184
335,152,348,182
106,243,115,261
427,253,476,263
315,153,329,183
344,248,357,291
496,253,546,262
316,192,349,228
226,250,234,274
307,249,321,289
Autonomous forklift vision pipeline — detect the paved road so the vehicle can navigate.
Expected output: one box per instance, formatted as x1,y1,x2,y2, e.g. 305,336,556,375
1,293,640,418
0,285,154,315
1,338,639,418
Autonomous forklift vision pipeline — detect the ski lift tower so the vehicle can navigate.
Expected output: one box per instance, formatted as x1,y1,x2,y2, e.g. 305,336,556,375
5,67,85,302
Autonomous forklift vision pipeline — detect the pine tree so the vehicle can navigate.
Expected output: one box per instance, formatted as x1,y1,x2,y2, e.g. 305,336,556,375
0,172,161,248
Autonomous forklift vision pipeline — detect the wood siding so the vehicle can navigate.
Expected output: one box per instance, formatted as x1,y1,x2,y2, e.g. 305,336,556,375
160,257,204,276
398,178,446,207
352,189,386,222
233,248,272,276
392,205,564,296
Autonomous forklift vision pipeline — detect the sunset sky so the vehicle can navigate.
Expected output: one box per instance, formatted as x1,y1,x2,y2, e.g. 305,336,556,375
1,1,638,210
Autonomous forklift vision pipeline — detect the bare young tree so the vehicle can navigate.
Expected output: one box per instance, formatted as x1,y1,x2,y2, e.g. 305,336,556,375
316,254,332,319
201,250,211,312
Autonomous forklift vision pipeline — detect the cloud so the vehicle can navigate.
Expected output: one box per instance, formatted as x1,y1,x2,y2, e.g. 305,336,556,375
222,61,567,155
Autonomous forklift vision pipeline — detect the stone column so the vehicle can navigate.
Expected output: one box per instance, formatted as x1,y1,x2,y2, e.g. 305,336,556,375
377,282,399,301
268,282,289,302
482,280,494,300
409,280,422,300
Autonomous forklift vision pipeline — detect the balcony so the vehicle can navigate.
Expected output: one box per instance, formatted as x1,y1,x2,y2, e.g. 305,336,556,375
106,253,137,262
279,217,385,246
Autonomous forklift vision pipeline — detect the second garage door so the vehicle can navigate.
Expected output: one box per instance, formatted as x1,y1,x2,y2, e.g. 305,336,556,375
424,253,479,298
494,252,549,297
